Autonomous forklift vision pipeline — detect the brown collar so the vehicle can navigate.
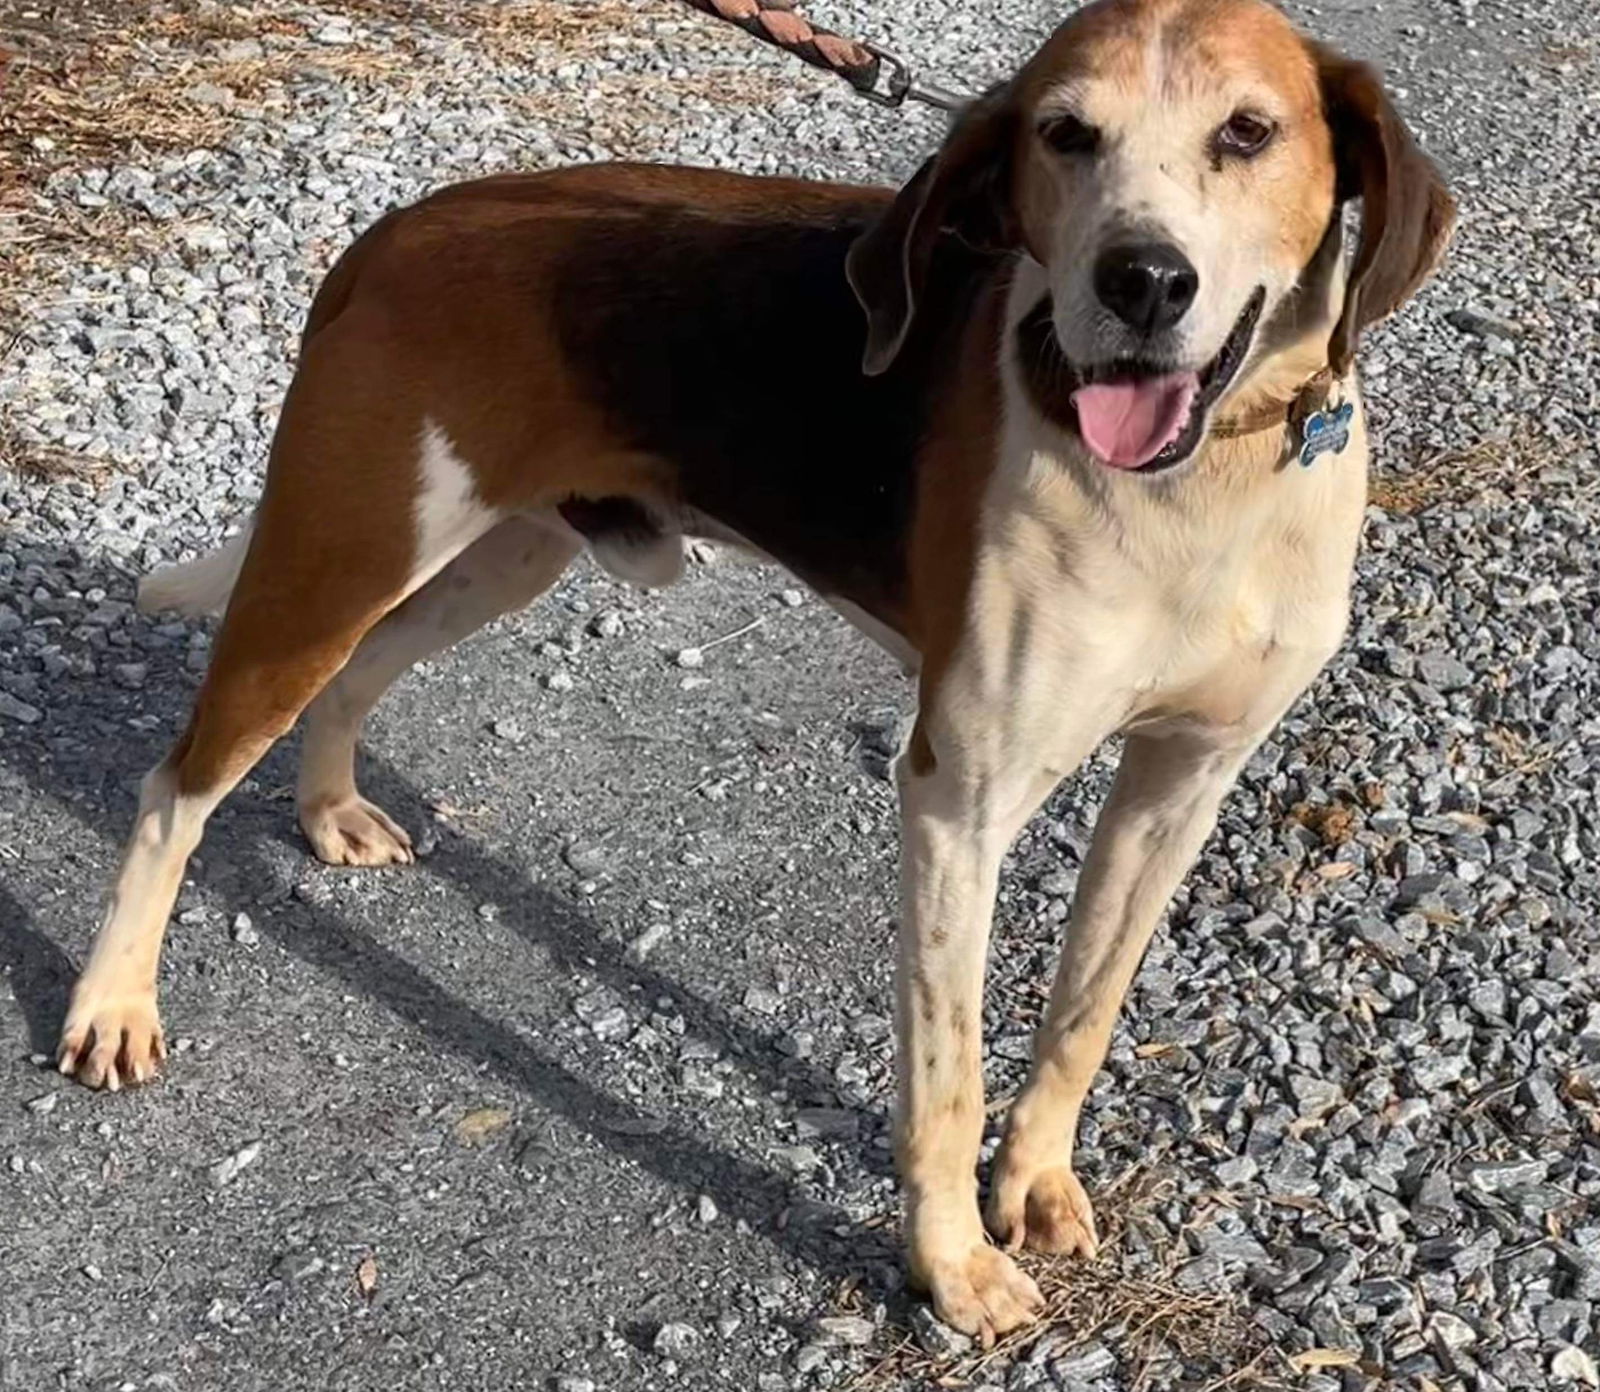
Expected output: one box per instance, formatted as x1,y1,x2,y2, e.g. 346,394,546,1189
1210,367,1337,441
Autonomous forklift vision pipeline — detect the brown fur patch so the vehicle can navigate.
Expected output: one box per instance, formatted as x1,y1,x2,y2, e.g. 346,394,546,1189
904,279,1008,727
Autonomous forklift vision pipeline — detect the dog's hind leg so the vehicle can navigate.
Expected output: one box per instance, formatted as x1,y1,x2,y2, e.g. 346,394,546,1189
296,513,581,865
59,365,500,1089
60,558,411,1089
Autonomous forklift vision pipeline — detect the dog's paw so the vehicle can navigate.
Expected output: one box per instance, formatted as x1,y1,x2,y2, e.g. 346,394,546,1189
58,982,166,1092
913,1240,1043,1348
986,1162,1098,1258
300,796,414,867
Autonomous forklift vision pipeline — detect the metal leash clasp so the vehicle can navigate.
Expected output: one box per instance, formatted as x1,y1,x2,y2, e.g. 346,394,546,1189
859,42,969,112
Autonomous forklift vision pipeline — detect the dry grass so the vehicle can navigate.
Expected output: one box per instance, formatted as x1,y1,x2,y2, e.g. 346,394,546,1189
846,1164,1284,1392
344,0,677,57
0,0,807,483
0,416,118,487
1541,38,1594,69
0,5,415,214
1367,433,1560,513
0,3,392,332
423,0,809,149
0,0,793,331
513,65,799,144
1482,723,1558,793
0,0,773,198
523,63,800,109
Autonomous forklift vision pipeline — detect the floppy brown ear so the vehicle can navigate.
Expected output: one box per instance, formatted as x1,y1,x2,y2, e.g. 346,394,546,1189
1317,47,1456,375
845,90,1020,376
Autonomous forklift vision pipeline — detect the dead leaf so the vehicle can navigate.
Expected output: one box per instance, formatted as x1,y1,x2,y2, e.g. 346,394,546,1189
1135,1041,1178,1060
356,1255,378,1297
1270,1194,1326,1212
1287,800,1359,846
456,1106,513,1145
1415,904,1462,926
1289,1347,1360,1372
1566,1074,1600,1135
428,797,488,824
1316,861,1358,880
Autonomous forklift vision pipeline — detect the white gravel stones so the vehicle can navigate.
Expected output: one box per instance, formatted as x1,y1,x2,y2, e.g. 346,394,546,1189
208,1141,262,1188
652,1320,701,1360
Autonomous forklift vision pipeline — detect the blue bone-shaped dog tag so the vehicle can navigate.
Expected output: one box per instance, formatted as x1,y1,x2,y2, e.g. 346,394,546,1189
1299,399,1356,468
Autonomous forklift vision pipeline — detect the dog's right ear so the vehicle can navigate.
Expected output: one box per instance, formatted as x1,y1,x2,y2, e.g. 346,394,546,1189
845,89,1020,376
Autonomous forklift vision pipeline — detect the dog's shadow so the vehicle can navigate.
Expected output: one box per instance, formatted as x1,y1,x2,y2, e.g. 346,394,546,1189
0,881,75,1056
0,530,901,1293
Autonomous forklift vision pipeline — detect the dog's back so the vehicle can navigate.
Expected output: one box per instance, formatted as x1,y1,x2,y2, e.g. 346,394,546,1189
274,166,991,626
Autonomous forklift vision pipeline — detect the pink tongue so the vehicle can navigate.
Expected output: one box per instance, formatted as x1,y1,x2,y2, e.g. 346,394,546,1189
1072,373,1200,469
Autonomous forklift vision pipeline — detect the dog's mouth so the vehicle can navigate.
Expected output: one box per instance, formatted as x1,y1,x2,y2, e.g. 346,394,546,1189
1016,288,1266,473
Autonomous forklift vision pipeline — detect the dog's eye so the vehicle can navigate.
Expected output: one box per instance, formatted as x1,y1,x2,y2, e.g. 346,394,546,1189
1038,113,1099,156
1214,111,1275,158
1209,112,1273,160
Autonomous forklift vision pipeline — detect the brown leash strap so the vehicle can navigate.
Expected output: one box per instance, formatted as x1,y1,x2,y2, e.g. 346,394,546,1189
677,0,969,110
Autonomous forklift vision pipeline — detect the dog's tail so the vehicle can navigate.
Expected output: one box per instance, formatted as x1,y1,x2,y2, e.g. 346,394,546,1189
137,522,253,617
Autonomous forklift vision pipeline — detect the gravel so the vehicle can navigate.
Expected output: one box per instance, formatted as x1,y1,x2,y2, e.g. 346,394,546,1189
2,0,1598,1388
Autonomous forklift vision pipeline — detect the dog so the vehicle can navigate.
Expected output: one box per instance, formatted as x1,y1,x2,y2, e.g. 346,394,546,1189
58,0,1453,1344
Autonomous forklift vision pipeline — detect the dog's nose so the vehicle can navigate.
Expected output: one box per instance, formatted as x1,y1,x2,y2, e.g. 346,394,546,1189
1093,243,1199,334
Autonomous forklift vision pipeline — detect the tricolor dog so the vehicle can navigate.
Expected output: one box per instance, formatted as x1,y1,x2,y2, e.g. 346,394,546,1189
60,0,1453,1342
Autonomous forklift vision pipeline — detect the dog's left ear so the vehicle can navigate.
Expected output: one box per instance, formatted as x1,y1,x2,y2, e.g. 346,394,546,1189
1317,47,1456,374
846,89,1020,376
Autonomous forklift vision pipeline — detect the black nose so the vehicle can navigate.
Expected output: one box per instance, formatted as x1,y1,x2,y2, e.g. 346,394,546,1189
1093,242,1200,334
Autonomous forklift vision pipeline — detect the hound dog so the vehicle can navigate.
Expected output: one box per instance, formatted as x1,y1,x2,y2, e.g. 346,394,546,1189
59,0,1453,1343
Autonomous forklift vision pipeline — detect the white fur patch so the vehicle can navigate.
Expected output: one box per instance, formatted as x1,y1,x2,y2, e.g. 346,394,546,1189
138,523,254,617
414,420,498,588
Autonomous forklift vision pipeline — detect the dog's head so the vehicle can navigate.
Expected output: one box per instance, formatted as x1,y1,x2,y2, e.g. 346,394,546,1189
847,0,1455,474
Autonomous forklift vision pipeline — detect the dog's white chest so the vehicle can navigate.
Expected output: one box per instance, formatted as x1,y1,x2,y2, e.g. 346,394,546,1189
967,434,1366,747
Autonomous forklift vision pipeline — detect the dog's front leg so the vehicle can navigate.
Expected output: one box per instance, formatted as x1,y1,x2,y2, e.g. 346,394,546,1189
895,740,1054,1344
985,728,1258,1255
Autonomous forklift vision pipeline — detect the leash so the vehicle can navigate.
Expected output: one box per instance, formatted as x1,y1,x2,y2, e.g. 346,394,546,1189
677,0,971,111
